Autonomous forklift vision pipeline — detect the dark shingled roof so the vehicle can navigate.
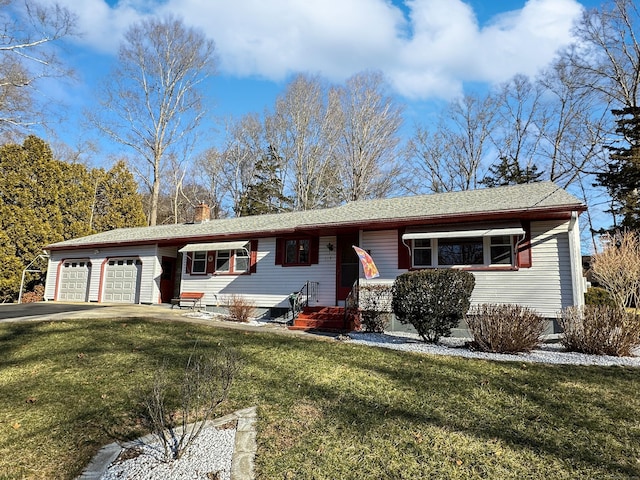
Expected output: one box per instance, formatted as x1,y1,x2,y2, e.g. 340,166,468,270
47,182,585,250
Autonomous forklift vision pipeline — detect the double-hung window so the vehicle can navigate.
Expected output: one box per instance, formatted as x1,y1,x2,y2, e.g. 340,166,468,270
285,239,310,265
412,239,433,268
216,249,250,274
191,251,207,274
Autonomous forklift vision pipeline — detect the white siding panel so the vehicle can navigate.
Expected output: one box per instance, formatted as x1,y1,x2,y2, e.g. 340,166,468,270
179,237,337,308
471,220,574,317
361,230,404,279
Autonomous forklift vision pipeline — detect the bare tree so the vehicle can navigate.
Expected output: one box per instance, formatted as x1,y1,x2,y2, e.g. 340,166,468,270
408,92,498,193
536,53,610,187
334,71,404,202
89,15,215,226
0,0,76,133
267,74,341,210
570,0,640,109
492,74,547,174
218,113,265,216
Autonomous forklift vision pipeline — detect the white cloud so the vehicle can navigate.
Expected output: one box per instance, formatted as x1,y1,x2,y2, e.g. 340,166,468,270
45,0,585,100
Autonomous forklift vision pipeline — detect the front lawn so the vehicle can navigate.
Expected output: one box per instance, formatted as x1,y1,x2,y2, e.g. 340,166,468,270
0,318,639,479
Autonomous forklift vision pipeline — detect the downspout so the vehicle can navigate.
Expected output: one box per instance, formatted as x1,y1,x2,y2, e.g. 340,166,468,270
567,211,585,308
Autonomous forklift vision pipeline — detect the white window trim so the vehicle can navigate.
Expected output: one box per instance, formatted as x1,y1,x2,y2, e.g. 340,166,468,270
411,236,516,268
191,251,207,274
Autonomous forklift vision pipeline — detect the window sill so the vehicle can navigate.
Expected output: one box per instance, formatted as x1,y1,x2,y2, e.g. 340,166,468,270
410,266,519,272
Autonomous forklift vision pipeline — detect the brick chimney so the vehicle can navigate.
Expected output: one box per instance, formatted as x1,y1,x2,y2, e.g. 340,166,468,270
194,202,211,223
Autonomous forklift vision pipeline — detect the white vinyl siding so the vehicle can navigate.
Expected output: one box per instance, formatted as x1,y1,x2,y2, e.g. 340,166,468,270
179,237,336,308
360,221,577,318
464,220,574,317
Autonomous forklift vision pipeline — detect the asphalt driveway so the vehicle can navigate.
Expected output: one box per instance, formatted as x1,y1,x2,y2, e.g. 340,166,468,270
0,302,191,323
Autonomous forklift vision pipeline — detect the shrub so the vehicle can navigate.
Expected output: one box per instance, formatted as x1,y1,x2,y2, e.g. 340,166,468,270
21,285,44,303
391,269,475,343
359,283,393,333
590,230,640,309
584,286,617,307
559,305,640,357
226,294,256,322
143,344,241,461
466,304,545,353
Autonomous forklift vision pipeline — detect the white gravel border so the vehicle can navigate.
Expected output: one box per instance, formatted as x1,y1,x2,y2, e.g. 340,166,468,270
345,331,640,367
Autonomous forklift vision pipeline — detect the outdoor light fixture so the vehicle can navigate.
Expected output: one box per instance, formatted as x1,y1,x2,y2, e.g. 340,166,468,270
326,243,334,251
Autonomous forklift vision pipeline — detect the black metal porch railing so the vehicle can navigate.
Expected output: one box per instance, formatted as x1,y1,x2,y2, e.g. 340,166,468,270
288,281,319,321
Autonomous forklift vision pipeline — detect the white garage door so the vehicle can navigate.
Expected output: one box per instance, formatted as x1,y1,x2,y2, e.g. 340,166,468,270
103,258,141,303
58,260,91,301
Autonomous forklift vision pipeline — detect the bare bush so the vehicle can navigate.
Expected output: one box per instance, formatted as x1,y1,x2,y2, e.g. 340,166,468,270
466,304,545,353
559,305,640,357
591,231,640,309
226,295,256,322
143,344,241,461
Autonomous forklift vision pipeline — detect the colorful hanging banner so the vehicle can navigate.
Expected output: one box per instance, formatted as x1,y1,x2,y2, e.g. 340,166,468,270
352,245,380,280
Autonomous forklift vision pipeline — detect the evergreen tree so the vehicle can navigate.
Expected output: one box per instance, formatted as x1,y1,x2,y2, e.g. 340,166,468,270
238,146,292,216
91,160,147,231
596,107,640,230
0,137,147,301
481,156,543,188
0,136,92,301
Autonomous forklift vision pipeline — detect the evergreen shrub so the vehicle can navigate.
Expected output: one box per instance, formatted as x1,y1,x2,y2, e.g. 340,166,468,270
391,269,475,343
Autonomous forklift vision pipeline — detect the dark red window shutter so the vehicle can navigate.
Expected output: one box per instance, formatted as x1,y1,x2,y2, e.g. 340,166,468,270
250,239,258,273
516,221,532,268
206,252,216,274
398,229,412,269
185,252,192,274
310,236,319,264
275,238,284,265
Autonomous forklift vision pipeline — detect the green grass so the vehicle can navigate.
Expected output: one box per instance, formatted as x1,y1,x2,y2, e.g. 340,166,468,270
1,318,639,479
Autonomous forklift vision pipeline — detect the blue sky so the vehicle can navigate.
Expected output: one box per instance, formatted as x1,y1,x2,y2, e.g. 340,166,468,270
33,0,603,161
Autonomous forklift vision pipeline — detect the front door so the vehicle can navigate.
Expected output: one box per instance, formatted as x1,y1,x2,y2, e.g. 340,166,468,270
160,256,176,303
336,233,360,303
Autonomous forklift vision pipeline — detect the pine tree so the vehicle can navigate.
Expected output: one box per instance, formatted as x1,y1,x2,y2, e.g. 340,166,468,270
238,146,292,216
481,156,543,188
596,107,640,230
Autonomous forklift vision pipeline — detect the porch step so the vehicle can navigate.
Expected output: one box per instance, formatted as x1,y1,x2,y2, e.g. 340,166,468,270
289,306,359,332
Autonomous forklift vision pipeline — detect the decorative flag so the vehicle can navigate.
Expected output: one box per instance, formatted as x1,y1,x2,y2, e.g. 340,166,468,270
352,245,380,280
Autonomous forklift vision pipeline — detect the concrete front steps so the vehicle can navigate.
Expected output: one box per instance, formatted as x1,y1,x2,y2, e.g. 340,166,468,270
288,306,359,332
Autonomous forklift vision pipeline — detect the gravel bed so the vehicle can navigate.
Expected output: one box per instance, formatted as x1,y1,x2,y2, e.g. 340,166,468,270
346,331,640,367
100,425,235,480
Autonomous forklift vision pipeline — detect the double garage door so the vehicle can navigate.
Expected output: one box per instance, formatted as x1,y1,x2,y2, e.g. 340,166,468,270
57,257,142,303
103,258,142,303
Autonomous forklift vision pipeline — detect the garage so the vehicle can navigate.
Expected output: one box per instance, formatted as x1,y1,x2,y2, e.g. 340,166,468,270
58,260,91,301
102,258,142,303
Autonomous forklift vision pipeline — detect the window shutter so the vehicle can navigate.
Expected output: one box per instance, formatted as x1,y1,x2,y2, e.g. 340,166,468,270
310,236,319,264
516,221,532,268
250,239,258,273
275,238,284,266
206,252,216,274
398,229,412,269
185,252,192,274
